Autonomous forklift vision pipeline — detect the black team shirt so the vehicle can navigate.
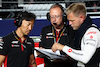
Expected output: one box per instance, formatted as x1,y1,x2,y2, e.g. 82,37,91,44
0,31,34,67
39,24,75,67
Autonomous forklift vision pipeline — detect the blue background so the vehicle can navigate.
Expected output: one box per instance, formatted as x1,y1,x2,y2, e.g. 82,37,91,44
0,18,100,37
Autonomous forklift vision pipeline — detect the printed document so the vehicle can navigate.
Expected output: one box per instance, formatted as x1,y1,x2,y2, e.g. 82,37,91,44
35,48,68,61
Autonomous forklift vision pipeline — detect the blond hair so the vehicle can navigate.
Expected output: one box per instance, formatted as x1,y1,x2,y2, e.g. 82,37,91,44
66,3,87,17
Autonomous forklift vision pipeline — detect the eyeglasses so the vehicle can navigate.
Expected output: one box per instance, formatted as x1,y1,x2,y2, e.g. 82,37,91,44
50,15,62,19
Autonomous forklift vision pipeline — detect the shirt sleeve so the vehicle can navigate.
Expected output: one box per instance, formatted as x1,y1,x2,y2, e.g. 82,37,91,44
39,28,46,48
30,38,34,54
0,37,9,55
62,27,100,64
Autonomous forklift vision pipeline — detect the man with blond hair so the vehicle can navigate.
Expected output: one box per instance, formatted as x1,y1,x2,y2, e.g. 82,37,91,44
52,3,100,67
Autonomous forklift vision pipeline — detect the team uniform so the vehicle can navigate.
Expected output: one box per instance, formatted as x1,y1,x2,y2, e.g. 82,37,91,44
39,24,75,67
62,16,100,67
0,31,34,67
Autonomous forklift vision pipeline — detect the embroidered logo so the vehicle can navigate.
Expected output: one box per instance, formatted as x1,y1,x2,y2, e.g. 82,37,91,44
47,33,53,35
0,39,4,49
68,49,72,52
12,41,18,44
46,36,53,39
12,44,20,47
87,31,96,35
27,42,32,44
90,35,93,39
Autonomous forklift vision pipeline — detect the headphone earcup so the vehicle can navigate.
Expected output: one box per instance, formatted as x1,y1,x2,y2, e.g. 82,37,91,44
14,12,23,27
14,17,18,27
46,12,50,21
14,17,22,27
63,13,67,22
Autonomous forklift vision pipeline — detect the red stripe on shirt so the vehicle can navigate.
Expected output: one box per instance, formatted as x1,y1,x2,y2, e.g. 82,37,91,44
4,55,7,67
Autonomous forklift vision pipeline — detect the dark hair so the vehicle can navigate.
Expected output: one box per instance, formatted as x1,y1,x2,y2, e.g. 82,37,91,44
21,11,36,21
14,11,36,27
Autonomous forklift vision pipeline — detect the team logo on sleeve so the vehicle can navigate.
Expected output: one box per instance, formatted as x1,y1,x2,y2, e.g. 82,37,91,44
68,49,72,52
87,31,97,35
90,35,93,39
0,39,4,49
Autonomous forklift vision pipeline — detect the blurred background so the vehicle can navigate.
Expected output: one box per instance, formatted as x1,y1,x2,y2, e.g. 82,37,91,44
0,0,100,19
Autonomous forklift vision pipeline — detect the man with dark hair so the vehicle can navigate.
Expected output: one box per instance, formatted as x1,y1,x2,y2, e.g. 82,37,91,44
0,11,37,67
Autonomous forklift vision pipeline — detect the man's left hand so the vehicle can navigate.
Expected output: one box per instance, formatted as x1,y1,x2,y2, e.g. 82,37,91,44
51,42,65,52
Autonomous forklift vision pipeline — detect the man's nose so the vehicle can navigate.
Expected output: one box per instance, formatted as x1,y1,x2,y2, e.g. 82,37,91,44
52,17,56,21
28,25,33,30
69,21,72,25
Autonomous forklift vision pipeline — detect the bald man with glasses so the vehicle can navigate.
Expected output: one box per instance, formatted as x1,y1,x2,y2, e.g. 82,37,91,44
39,3,76,67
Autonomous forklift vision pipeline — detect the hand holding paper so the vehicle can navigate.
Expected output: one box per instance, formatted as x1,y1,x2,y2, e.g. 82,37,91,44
35,48,68,62
51,42,65,52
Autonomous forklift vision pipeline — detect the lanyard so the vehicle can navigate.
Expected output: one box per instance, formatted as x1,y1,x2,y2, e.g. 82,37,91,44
13,32,26,51
52,26,66,43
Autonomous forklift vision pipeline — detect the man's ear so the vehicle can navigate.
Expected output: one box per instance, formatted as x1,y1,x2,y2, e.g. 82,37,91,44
80,14,85,23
